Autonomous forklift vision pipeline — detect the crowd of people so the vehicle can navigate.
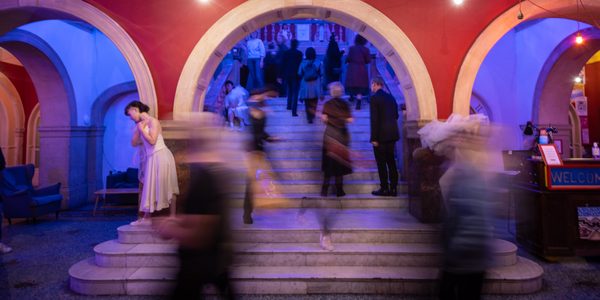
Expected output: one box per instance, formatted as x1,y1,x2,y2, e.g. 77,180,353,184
217,32,373,130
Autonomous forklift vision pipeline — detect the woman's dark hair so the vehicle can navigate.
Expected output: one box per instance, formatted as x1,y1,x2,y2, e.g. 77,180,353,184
305,47,317,60
354,34,367,46
124,101,150,116
326,35,341,60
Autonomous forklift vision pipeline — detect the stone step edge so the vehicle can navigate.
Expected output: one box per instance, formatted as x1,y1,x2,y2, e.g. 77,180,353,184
69,256,543,295
94,239,516,257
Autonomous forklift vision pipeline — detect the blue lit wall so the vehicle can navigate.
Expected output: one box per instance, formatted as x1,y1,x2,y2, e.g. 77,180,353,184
102,92,139,186
472,18,590,150
17,20,137,187
18,20,134,126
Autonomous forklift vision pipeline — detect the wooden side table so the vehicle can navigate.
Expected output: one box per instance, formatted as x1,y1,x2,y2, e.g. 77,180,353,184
93,188,139,216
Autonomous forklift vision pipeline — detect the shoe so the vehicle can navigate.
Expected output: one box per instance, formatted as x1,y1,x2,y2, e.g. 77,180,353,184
130,218,151,226
0,243,12,254
371,188,389,196
320,233,334,251
243,214,253,224
388,188,397,197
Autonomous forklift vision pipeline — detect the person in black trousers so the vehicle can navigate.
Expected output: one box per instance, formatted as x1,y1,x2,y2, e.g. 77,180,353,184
281,39,303,116
369,76,400,196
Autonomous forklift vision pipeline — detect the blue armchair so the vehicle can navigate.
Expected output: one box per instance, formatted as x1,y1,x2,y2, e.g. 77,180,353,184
0,164,62,224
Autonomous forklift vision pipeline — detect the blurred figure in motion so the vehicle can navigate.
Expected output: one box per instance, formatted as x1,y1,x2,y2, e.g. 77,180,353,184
321,82,353,197
424,114,493,300
0,148,12,254
243,88,280,224
154,114,241,300
315,82,353,251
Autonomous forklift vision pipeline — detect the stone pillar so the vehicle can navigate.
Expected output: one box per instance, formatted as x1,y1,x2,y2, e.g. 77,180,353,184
403,120,446,223
38,126,104,209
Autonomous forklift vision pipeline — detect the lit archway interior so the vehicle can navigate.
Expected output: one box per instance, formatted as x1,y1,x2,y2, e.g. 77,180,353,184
175,0,436,122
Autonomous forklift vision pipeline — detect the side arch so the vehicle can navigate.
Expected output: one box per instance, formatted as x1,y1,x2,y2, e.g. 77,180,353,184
0,72,25,165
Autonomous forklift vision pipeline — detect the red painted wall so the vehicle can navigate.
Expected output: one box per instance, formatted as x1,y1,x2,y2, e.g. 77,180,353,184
0,62,39,163
585,62,600,147
84,0,515,119
0,62,38,122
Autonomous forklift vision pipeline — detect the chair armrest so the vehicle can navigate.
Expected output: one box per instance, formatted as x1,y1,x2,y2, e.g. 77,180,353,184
4,189,29,198
33,183,61,196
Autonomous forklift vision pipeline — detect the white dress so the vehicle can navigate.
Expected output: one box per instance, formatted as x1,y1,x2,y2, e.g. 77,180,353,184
139,126,179,213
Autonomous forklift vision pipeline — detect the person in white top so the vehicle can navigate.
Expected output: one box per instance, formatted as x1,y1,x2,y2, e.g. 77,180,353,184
245,31,265,91
125,101,179,225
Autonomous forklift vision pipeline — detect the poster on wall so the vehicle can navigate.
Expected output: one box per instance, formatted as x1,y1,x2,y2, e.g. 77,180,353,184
296,24,310,41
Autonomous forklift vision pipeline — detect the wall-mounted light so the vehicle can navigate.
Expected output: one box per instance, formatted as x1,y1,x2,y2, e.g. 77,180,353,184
452,0,464,6
197,0,210,4
575,32,584,45
574,76,583,83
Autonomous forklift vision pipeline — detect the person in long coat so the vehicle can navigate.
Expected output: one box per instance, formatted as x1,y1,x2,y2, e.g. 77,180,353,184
344,34,371,110
321,82,353,197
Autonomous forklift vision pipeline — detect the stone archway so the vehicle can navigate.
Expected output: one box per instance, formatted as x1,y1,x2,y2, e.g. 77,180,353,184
0,0,157,115
25,103,40,167
453,0,600,116
0,72,24,165
174,0,436,122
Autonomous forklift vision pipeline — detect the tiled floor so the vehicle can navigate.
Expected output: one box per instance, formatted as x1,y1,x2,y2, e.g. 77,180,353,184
0,207,599,299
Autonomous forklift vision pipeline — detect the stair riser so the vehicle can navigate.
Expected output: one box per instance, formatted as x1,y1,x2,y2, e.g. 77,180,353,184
267,142,373,149
270,160,375,168
275,171,379,181
267,149,374,158
229,184,403,194
94,252,516,268
231,231,439,244
118,230,437,245
266,125,371,133
228,198,407,209
70,277,542,296
273,132,372,140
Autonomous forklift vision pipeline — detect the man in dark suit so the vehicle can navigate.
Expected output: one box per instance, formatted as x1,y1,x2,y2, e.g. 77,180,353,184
281,39,304,116
369,76,400,196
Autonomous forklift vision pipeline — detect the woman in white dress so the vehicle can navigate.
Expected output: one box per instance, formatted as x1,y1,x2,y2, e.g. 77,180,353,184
125,101,179,225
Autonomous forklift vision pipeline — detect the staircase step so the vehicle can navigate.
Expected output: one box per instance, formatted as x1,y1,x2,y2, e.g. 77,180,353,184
269,168,378,180
93,239,517,268
269,158,375,168
229,193,407,209
118,209,434,245
69,257,542,295
267,148,374,159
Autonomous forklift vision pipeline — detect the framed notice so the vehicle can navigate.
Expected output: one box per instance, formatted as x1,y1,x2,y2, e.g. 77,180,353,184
296,24,310,41
554,139,563,154
538,144,563,166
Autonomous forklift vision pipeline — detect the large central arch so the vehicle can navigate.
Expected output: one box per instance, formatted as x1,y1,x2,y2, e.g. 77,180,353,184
174,0,436,122
454,0,600,116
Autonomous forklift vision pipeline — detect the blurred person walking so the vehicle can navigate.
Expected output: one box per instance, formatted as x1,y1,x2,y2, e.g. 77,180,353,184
0,148,12,254
282,39,303,115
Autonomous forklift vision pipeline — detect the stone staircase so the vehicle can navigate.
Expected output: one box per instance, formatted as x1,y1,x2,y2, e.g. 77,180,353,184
69,97,543,296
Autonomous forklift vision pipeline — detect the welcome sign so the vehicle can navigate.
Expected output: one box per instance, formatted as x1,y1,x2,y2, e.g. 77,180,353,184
547,166,600,190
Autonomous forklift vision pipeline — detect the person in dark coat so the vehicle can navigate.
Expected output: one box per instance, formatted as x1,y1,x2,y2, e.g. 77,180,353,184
281,39,303,115
324,35,343,85
345,34,371,110
369,76,400,196
321,82,353,197
0,148,5,171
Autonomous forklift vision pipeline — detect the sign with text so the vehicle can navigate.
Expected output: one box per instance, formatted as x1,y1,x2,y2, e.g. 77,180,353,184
547,166,600,190
539,144,563,166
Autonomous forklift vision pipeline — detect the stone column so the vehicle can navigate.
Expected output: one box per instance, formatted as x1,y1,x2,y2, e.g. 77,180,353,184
38,126,104,209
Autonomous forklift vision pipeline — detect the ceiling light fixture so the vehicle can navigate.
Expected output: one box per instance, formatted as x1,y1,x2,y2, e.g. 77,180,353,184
452,0,464,6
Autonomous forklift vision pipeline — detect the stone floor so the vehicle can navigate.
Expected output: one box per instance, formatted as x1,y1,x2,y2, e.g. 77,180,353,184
0,206,599,299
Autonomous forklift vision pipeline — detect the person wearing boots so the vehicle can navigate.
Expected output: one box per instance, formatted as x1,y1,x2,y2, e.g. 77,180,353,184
369,76,400,196
320,82,353,197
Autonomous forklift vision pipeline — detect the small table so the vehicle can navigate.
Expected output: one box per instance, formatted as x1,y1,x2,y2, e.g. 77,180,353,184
93,188,140,216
